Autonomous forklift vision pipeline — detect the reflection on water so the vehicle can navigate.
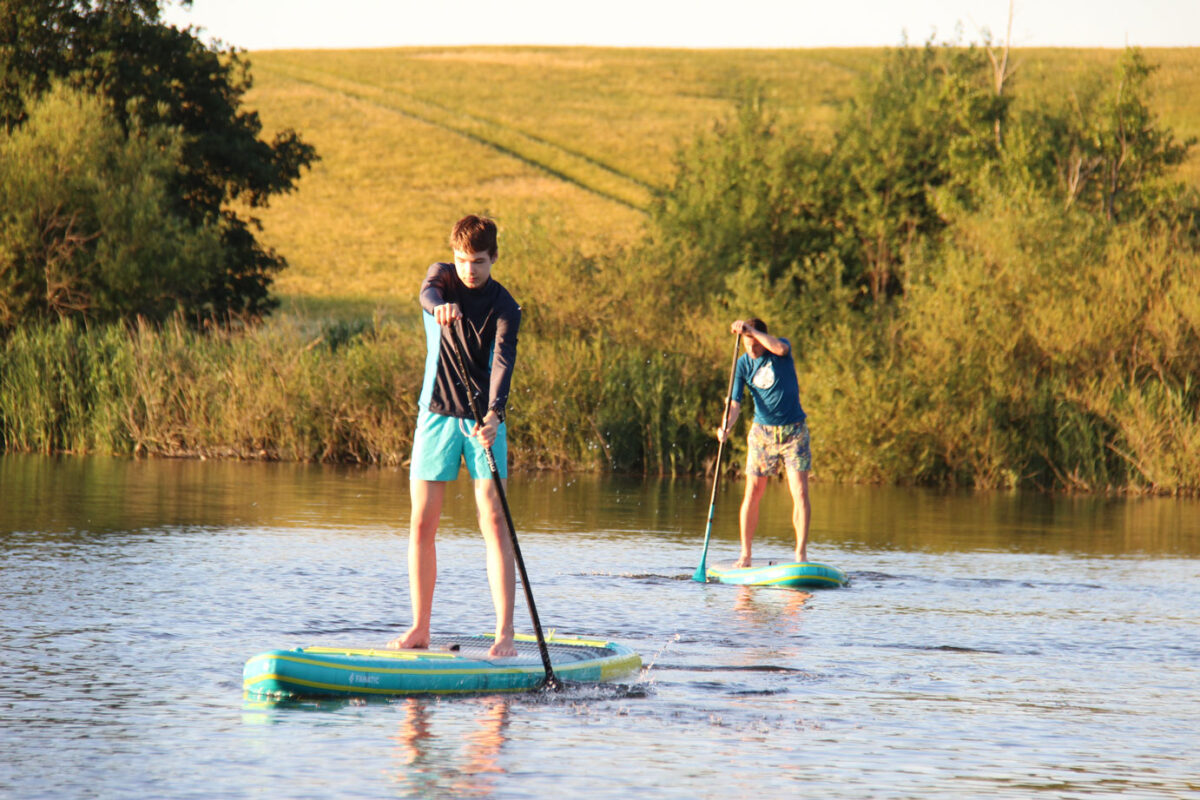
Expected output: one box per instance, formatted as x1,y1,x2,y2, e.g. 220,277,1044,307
733,585,811,623
0,454,412,535
2,454,1197,556
391,698,510,798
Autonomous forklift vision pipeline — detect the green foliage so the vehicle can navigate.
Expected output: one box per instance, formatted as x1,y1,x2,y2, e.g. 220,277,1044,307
0,319,125,453
502,215,727,474
718,254,856,356
0,84,224,327
651,43,1200,493
1001,49,1196,224
0,310,727,475
833,41,1006,302
0,316,425,462
651,88,838,305
2,41,1198,493
0,0,317,319
900,195,1200,492
653,41,1010,314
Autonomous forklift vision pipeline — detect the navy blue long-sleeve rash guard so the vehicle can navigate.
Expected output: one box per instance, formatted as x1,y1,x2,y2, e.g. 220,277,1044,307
417,262,521,421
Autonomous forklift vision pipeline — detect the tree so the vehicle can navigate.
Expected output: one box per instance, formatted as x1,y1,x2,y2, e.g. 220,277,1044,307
831,40,1006,303
0,84,223,327
995,48,1195,231
1068,50,1192,222
0,0,317,320
651,42,1009,312
650,87,838,305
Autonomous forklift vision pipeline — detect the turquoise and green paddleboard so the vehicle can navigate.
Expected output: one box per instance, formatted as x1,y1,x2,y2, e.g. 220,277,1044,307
706,561,848,589
243,633,641,699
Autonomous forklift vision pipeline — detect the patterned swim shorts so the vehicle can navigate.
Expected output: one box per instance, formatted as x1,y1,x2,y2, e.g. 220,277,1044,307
746,421,812,477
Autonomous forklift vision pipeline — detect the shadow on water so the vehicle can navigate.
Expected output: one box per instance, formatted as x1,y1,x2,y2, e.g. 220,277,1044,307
852,571,1105,591
651,663,810,673
870,643,1011,655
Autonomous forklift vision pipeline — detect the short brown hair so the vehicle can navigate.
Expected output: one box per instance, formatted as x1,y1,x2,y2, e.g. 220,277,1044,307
746,317,768,333
450,215,498,258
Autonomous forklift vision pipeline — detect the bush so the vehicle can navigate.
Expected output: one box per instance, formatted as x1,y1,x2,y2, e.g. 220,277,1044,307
0,84,223,328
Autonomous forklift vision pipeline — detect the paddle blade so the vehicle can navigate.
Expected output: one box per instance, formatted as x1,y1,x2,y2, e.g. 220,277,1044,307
691,532,711,582
692,505,718,581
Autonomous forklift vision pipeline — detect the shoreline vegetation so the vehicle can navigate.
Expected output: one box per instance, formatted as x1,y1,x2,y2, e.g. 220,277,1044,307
3,43,1199,495
0,312,723,475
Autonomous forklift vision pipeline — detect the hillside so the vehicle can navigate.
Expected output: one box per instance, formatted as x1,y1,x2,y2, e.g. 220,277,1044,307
240,46,1200,318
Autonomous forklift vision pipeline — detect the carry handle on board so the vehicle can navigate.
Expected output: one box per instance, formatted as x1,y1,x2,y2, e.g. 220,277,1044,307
693,332,742,582
447,319,561,691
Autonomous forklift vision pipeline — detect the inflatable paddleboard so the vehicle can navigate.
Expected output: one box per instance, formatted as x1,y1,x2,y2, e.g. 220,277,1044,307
706,561,847,589
243,633,641,699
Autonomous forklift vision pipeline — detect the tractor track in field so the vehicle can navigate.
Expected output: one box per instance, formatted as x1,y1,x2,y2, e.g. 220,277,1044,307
259,60,655,213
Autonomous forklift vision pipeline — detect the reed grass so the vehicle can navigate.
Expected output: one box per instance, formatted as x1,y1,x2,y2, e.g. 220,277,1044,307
0,311,724,474
0,318,422,464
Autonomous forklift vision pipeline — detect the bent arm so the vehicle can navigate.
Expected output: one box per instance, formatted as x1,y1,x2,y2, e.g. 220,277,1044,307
420,263,461,322
731,320,789,356
419,263,449,313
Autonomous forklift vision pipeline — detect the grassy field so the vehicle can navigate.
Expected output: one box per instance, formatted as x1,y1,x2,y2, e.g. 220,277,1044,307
239,46,1200,319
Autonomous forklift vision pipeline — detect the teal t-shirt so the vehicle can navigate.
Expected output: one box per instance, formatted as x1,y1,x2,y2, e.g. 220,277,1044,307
730,338,806,426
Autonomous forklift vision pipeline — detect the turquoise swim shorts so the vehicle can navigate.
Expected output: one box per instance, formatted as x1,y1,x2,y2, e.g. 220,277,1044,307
410,408,508,481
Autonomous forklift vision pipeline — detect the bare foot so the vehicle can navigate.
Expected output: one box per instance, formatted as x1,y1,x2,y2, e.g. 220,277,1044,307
795,550,808,564
386,626,429,650
732,555,752,569
488,634,517,658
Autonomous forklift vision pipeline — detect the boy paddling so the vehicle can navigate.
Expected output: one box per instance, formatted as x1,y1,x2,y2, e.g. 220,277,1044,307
389,215,521,658
715,318,812,568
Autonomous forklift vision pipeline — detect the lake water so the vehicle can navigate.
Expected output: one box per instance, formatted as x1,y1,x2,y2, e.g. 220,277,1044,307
2,454,1198,799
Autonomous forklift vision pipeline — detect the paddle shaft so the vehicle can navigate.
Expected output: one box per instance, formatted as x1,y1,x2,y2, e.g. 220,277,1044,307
447,320,561,690
692,333,743,582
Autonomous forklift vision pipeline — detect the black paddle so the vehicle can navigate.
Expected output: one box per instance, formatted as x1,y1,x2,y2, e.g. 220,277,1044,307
693,331,742,582
446,319,561,691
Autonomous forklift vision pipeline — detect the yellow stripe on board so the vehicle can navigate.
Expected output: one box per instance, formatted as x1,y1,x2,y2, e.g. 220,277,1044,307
517,632,618,649
244,653,529,677
299,633,616,656
598,653,643,679
756,575,842,586
242,672,531,696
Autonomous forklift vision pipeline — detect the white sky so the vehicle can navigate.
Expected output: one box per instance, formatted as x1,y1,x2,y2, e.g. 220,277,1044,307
160,0,1200,51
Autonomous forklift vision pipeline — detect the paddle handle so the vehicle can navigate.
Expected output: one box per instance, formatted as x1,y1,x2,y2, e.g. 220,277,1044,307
448,321,561,690
692,332,743,582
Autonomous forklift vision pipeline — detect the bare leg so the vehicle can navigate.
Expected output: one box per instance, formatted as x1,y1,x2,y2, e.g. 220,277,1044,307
476,477,516,658
735,474,768,568
388,479,445,649
786,468,811,563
